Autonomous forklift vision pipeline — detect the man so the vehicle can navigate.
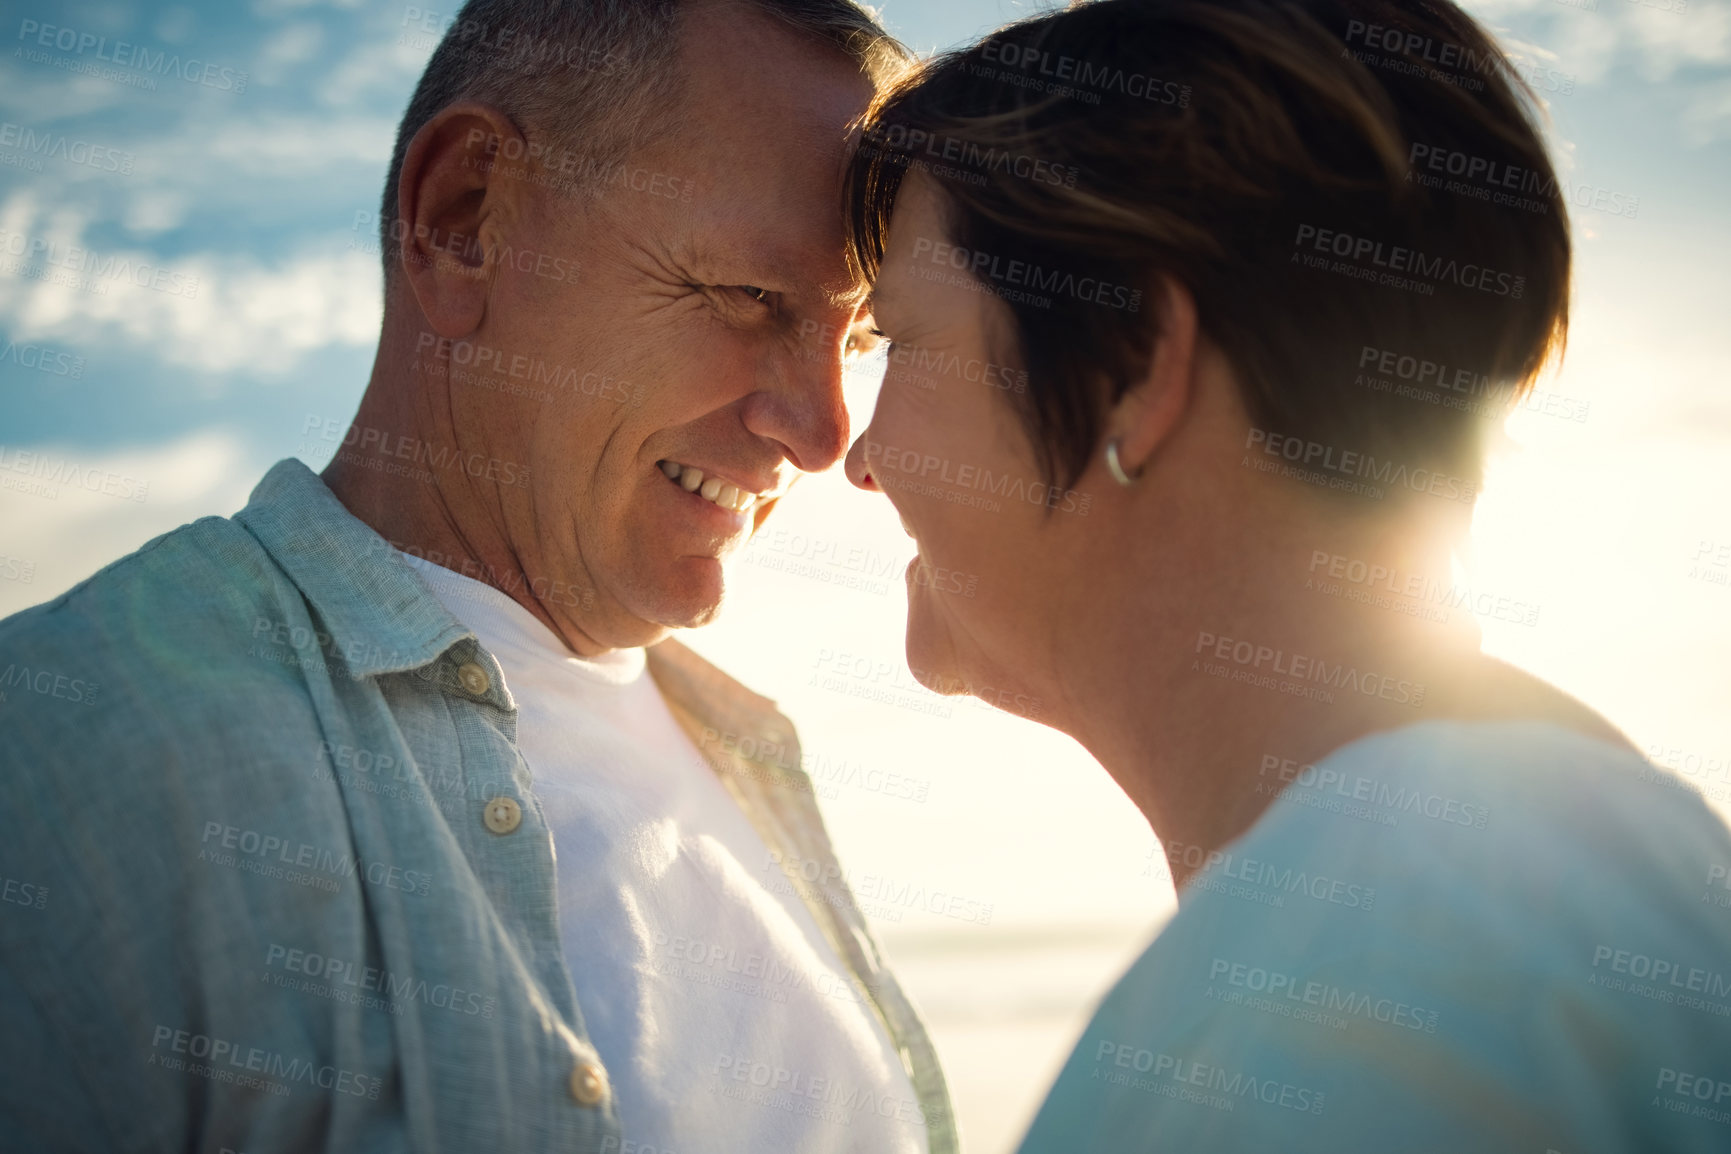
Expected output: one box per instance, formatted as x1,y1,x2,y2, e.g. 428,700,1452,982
0,1,954,1151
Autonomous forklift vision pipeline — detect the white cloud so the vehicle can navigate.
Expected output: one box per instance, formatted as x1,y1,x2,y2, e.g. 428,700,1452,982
1682,75,1731,141
0,429,260,620
0,189,381,376
1467,0,1731,82
1625,1,1731,80
315,30,433,108
251,21,330,86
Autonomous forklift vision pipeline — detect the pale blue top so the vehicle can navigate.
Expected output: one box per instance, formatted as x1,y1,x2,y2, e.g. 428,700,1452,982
0,457,955,1153
0,459,621,1152
1020,721,1731,1153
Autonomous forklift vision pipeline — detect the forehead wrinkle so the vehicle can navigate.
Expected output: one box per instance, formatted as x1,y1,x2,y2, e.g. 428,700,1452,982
702,223,861,314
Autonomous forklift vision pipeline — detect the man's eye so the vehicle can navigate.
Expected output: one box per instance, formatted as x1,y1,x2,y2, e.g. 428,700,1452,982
736,285,771,304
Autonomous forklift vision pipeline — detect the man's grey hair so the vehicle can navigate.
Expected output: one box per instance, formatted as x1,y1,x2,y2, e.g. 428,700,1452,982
379,0,910,278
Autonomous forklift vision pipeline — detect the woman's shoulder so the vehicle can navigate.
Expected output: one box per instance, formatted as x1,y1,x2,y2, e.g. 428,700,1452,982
1020,722,1731,1152
1202,718,1731,973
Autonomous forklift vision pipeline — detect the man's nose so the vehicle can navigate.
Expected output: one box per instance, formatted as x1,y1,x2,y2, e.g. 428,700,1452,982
743,325,852,473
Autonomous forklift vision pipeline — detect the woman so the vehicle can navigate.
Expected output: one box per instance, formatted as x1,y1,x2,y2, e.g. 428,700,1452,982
840,0,1731,1150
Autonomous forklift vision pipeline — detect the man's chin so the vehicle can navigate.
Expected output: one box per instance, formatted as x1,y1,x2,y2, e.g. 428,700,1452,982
622,557,728,634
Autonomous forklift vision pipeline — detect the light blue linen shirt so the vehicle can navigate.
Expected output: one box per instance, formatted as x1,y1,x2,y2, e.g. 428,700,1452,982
0,458,955,1153
1019,721,1731,1153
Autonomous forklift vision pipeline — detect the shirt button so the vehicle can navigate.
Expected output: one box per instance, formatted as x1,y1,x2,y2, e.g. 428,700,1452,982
482,796,522,835
569,1059,608,1107
457,661,491,696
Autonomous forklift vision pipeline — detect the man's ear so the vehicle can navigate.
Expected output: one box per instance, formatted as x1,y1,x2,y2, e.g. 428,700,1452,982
1107,276,1200,478
393,103,527,339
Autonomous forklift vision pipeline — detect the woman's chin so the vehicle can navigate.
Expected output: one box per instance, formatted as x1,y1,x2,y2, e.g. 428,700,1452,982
903,592,961,695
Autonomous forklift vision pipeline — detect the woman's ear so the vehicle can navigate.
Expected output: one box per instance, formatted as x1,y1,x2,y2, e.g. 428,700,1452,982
1106,276,1200,479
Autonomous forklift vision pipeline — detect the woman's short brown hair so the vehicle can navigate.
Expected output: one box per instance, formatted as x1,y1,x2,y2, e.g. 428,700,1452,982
846,0,1571,495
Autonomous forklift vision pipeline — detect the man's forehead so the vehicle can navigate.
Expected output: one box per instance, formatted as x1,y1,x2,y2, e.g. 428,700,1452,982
677,6,875,133
690,198,868,306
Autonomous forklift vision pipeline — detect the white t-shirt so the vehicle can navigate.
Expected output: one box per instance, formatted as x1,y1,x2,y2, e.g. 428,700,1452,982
1020,720,1731,1154
399,553,928,1154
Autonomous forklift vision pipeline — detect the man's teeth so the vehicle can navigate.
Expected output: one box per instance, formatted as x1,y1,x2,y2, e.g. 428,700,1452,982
658,459,758,513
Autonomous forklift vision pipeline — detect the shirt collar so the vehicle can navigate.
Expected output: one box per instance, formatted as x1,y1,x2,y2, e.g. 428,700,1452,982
234,458,475,679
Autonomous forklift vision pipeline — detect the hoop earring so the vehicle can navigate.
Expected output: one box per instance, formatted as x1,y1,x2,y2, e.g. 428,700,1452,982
1104,439,1142,487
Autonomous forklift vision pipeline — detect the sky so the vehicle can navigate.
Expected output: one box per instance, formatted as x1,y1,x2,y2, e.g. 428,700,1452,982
2,1,1729,1149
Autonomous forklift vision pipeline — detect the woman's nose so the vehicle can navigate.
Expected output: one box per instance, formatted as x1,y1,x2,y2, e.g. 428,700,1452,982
844,430,881,492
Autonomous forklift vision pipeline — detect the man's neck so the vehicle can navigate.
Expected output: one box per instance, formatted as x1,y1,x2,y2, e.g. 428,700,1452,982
319,364,611,658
